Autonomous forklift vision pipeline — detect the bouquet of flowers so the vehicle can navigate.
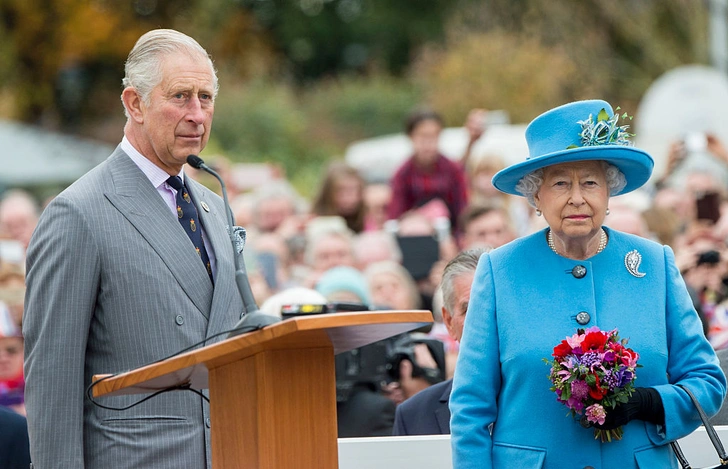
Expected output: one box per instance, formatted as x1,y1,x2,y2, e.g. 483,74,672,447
545,327,640,442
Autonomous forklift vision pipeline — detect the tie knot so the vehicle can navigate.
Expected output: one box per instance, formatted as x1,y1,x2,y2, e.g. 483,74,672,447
166,176,184,191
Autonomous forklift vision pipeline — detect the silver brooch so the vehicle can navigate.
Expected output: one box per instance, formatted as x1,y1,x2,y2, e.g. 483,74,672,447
232,226,247,254
625,250,646,278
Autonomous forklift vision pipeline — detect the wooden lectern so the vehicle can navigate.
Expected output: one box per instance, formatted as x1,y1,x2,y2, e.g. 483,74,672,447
93,310,433,469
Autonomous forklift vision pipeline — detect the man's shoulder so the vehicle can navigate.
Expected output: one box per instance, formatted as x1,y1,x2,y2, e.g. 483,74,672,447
53,146,124,202
398,379,452,414
0,406,27,435
391,157,416,180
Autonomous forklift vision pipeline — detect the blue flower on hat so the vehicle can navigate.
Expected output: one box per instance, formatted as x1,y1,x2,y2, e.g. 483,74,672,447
571,108,634,149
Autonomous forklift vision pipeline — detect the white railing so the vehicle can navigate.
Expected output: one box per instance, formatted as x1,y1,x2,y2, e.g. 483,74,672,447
338,427,728,469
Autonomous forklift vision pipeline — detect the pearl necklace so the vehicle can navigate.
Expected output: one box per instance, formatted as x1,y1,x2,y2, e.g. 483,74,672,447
548,228,607,257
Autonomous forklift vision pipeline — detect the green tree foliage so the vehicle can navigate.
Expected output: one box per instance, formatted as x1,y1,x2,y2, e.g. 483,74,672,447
419,0,710,121
237,0,454,79
0,0,714,193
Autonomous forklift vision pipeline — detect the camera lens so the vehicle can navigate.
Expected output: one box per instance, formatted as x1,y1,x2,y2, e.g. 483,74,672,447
697,250,721,266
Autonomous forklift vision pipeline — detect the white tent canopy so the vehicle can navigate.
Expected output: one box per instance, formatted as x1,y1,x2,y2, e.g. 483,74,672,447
1,120,113,187
344,124,529,183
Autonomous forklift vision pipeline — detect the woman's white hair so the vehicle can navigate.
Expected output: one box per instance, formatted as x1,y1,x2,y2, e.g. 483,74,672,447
515,161,627,207
121,29,219,117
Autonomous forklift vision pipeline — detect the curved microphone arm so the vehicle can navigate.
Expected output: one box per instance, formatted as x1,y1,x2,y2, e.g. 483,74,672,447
186,155,280,336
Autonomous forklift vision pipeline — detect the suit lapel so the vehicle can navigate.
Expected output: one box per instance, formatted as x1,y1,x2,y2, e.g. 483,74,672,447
185,179,240,337
103,149,214,319
435,379,453,434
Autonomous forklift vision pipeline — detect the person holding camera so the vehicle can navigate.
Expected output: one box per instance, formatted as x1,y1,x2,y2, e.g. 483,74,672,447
393,248,486,436
450,100,725,469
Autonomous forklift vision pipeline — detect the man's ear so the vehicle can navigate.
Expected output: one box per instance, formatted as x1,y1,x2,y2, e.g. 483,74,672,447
121,87,144,124
442,306,454,335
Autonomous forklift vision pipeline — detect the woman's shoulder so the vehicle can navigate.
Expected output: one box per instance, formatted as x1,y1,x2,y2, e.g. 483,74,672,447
604,227,666,256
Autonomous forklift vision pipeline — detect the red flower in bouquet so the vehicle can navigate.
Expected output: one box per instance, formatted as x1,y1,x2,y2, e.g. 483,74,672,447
544,327,641,442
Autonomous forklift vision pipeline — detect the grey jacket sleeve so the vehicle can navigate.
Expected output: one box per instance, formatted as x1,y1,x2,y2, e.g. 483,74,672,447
23,195,100,468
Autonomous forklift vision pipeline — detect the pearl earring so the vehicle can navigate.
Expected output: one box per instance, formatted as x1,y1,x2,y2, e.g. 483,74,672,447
536,209,542,217
606,208,610,216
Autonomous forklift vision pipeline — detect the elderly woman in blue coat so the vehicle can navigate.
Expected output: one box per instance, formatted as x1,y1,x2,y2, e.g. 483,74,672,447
449,100,726,469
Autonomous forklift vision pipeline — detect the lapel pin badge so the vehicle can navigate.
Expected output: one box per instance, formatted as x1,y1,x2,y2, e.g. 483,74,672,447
625,250,646,278
201,201,210,212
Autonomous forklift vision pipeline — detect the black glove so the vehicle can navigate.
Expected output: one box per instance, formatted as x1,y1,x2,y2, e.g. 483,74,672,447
594,387,665,430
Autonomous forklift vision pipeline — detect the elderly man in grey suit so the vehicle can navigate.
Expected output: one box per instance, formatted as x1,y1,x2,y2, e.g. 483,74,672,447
393,248,486,436
23,29,244,468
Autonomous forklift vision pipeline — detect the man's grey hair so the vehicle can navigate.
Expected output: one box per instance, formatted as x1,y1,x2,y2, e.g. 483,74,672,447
121,29,219,117
514,161,627,208
441,247,489,314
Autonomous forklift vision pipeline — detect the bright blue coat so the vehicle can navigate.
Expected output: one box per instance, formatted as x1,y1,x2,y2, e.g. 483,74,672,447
450,227,726,469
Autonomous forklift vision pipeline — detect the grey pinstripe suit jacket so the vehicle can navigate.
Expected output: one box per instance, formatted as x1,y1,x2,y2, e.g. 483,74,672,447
23,147,244,468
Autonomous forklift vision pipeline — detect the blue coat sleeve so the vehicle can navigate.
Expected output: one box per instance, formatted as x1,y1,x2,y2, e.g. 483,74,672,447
449,253,500,469
648,245,727,443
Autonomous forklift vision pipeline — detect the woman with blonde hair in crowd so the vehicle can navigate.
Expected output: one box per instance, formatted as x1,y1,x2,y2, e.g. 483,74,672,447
468,154,531,236
364,261,421,311
312,161,367,233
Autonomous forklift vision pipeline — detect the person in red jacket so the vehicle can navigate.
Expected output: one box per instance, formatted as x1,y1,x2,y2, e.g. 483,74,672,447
387,109,470,230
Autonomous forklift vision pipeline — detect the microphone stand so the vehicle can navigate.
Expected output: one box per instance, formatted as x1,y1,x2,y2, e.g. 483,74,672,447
186,155,280,337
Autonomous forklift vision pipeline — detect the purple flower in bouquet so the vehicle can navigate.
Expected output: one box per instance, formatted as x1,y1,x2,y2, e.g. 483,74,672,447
566,380,590,412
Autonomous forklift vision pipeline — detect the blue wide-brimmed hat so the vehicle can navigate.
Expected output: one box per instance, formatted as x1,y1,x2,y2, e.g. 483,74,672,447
491,100,654,197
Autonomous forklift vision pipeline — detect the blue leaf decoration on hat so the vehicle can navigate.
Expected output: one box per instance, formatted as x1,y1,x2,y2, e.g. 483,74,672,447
574,108,634,149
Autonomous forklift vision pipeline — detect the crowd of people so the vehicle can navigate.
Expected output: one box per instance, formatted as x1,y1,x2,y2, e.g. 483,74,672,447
2,108,728,437
2,28,728,469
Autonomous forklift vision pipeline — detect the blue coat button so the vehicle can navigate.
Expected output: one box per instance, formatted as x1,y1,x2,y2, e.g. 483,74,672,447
576,311,590,325
205,417,211,428
175,315,184,326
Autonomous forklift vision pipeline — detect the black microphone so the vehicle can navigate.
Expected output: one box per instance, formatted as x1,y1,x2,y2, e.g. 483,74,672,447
186,155,280,336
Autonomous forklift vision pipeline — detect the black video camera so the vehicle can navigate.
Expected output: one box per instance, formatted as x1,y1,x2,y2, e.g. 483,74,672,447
385,333,446,386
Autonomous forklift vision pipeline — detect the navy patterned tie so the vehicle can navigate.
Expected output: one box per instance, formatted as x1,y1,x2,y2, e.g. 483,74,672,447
166,176,213,282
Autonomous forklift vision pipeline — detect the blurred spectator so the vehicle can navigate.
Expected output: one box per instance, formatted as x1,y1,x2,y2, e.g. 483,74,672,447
467,153,504,206
251,181,307,237
642,206,682,247
652,186,694,234
459,204,516,250
312,162,366,233
0,189,39,251
396,208,459,262
249,232,291,293
353,231,402,270
604,206,651,239
655,134,728,193
387,109,468,229
467,154,532,236
315,266,370,305
0,262,25,327
392,248,485,436
460,108,487,170
388,210,458,313
363,183,392,231
0,406,31,469
604,193,654,239
0,303,24,416
364,261,421,311
675,229,728,340
230,193,256,230
301,218,357,289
